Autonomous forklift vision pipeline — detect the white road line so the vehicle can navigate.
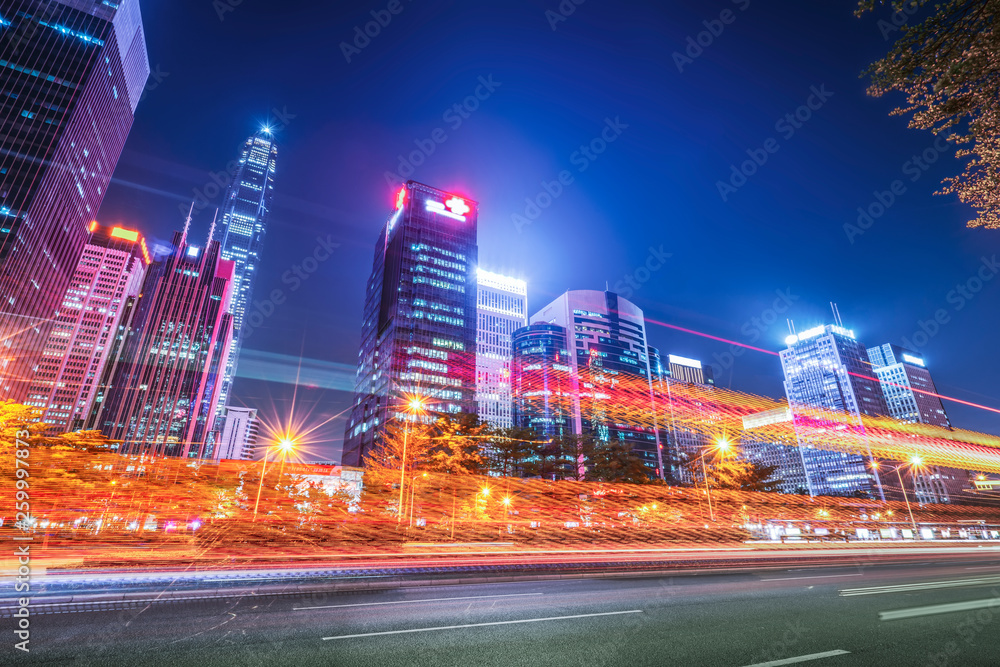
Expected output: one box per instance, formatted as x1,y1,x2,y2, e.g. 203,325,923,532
880,598,1000,621
841,575,1000,597
321,609,643,640
964,566,999,570
763,574,862,582
295,593,543,610
741,649,851,666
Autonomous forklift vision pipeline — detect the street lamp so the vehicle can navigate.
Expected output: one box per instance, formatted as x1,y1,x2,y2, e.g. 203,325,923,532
408,472,427,528
872,457,921,535
700,438,731,522
253,438,295,522
397,396,427,524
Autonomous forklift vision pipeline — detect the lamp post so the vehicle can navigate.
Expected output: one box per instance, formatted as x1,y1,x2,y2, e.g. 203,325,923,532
408,472,427,528
397,397,427,524
699,438,731,523
871,456,922,535
253,439,295,522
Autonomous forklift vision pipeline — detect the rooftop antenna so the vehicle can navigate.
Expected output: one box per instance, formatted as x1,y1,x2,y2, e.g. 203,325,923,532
208,208,218,245
830,302,844,327
181,201,193,245
787,319,797,336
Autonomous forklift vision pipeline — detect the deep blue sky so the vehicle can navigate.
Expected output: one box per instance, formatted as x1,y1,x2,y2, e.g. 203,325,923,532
99,0,1000,460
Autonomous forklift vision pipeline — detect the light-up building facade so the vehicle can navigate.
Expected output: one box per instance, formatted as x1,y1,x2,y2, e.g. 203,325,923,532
0,0,149,403
528,290,663,478
22,223,149,433
97,230,235,459
213,129,278,415
512,323,573,438
649,349,717,484
343,181,479,467
781,323,888,498
475,269,527,429
666,354,715,386
867,344,969,504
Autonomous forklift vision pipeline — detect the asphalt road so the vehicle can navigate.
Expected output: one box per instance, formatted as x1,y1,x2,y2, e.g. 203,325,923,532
7,556,1000,666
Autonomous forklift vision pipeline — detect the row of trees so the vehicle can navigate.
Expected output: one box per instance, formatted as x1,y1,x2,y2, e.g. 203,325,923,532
363,412,783,491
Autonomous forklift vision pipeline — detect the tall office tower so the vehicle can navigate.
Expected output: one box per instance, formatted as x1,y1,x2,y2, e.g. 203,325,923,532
97,229,235,459
213,129,278,415
781,322,889,498
22,223,148,433
530,290,663,479
215,406,260,461
649,349,717,484
867,344,967,503
741,407,809,495
342,181,479,467
511,322,573,438
475,269,527,429
867,344,950,427
0,0,149,402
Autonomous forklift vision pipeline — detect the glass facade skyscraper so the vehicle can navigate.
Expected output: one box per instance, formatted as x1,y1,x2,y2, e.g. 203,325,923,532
342,181,479,467
212,129,278,415
528,290,663,479
868,343,969,503
475,269,527,429
0,0,148,403
511,322,573,439
781,323,888,498
97,230,235,459
22,222,148,434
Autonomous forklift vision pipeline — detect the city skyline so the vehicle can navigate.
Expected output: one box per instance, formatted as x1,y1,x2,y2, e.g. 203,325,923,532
30,0,1000,461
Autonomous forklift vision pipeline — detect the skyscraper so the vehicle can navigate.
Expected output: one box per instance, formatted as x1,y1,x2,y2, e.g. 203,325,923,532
0,0,149,402
511,322,573,439
781,322,888,498
867,344,968,503
213,129,278,415
475,269,527,429
97,228,235,459
22,222,148,433
665,354,715,386
343,181,479,467
648,349,724,484
528,290,663,478
867,344,950,428
216,406,261,461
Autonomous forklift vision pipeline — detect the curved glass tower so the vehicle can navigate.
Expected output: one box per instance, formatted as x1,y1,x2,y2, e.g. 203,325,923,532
213,129,278,414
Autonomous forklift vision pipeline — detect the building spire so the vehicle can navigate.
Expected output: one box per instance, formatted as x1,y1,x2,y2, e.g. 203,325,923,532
208,208,218,246
182,201,194,244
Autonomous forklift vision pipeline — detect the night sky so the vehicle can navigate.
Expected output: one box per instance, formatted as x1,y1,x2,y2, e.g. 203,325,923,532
98,0,1000,461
